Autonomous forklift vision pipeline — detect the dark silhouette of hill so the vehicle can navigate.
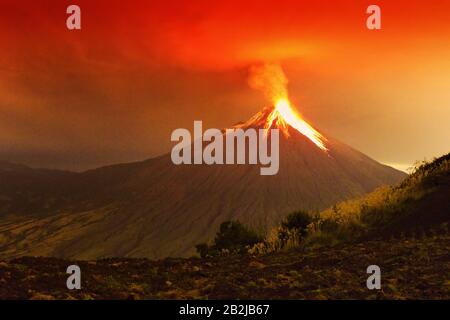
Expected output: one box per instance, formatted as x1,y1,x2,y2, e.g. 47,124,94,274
365,152,450,237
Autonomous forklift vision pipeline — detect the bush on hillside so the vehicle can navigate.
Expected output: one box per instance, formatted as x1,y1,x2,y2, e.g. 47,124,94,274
281,210,313,236
196,220,262,257
249,211,315,255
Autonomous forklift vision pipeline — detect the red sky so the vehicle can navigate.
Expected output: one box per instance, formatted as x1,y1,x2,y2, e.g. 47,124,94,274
0,0,449,170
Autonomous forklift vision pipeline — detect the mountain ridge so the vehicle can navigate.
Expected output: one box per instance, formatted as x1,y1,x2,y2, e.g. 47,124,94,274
0,108,406,259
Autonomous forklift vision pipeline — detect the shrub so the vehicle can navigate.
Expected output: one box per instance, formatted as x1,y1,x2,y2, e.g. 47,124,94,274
319,218,340,234
281,210,313,236
196,220,262,257
195,243,209,258
214,221,262,252
249,211,314,254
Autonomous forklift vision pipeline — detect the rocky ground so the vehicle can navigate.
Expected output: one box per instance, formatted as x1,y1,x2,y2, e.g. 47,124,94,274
0,233,449,300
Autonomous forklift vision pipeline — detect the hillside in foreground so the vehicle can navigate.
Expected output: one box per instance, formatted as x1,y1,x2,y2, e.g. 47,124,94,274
0,232,448,300
0,153,448,300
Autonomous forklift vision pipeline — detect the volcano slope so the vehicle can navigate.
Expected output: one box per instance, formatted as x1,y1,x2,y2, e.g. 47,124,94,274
0,108,405,260
0,153,448,300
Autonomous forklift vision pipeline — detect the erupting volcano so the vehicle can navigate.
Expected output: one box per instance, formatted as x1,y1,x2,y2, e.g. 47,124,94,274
247,63,327,150
0,64,407,260
266,99,328,151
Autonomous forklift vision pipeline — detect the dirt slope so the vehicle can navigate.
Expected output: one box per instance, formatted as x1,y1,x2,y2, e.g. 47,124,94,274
0,232,448,300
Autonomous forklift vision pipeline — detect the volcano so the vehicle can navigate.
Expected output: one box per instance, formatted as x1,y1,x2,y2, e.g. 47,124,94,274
0,107,405,260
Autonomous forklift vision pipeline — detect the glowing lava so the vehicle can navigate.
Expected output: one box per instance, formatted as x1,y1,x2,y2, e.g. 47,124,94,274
248,63,327,151
265,98,328,151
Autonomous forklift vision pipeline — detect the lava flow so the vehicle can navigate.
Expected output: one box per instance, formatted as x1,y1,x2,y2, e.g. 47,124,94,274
248,63,327,152
265,98,328,151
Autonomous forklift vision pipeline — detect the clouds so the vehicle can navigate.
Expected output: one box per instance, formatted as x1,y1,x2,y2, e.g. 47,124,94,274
0,0,449,170
0,0,360,72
